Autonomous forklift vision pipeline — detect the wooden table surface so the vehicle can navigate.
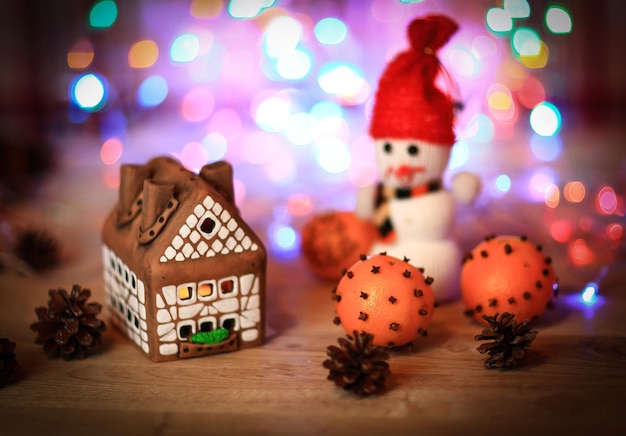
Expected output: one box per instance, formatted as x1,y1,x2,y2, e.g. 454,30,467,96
1,134,625,436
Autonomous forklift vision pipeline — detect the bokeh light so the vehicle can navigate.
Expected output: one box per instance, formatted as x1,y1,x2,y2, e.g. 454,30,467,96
284,113,317,145
544,183,560,208
71,73,106,111
276,49,312,80
486,8,513,33
314,18,348,45
137,75,168,107
314,137,351,174
527,167,556,202
128,40,159,68
569,238,595,266
596,186,618,215
170,33,201,63
190,0,223,19
512,27,541,57
529,134,562,161
550,219,573,243
264,16,302,58
181,88,215,122
67,40,94,69
530,102,561,136
448,138,470,169
100,137,124,165
267,222,299,257
503,0,530,18
564,181,586,203
89,0,118,29
495,174,512,193
228,0,275,19
254,96,291,132
520,40,549,69
546,6,573,34
176,141,209,172
202,132,228,161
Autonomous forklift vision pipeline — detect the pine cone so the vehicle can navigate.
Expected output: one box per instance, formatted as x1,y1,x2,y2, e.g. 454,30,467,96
475,312,538,369
31,285,106,360
323,331,391,396
0,337,17,387
14,228,60,271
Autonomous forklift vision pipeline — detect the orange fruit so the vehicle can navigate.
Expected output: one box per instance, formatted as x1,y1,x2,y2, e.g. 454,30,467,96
301,211,377,281
460,235,558,325
334,253,435,347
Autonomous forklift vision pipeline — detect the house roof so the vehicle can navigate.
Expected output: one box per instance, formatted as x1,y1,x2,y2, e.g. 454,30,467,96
103,156,265,270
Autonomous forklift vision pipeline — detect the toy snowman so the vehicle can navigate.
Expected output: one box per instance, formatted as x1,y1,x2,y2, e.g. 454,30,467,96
355,15,480,302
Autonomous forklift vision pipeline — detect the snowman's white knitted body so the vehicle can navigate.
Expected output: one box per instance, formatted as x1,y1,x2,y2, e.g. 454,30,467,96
356,139,479,302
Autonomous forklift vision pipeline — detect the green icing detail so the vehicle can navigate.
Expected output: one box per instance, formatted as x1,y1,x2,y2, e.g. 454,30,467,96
190,328,230,345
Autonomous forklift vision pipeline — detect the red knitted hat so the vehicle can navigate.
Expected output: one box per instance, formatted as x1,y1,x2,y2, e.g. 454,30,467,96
370,15,458,146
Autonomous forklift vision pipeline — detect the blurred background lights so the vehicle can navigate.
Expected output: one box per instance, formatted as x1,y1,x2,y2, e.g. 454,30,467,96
276,49,311,80
569,238,594,266
170,33,201,63
530,134,562,161
190,0,224,19
228,0,275,19
581,282,598,305
448,138,470,169
176,141,208,172
528,167,556,202
596,186,618,215
181,87,214,122
486,8,513,33
512,27,541,57
128,40,159,68
67,40,94,69
255,97,290,132
314,18,348,45
463,113,494,143
448,46,480,77
471,35,498,59
544,183,560,208
71,73,106,111
503,0,530,18
137,75,168,107
550,219,573,243
495,174,512,193
318,63,364,98
202,132,228,161
284,113,317,145
267,222,299,257
564,181,586,203
530,102,561,136
89,0,118,29
264,16,302,58
546,6,573,34
315,137,351,174
100,137,123,165
520,41,549,69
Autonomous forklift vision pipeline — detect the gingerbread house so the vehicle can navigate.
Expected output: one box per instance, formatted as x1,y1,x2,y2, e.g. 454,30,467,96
102,156,266,362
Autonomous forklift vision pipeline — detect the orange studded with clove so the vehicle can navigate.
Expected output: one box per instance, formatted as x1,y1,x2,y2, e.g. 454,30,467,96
460,235,558,325
334,253,435,348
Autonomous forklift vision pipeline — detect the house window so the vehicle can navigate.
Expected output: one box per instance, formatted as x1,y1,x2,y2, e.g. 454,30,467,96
177,321,196,340
221,316,238,332
198,280,216,301
198,316,217,334
218,276,238,298
177,283,196,304
197,211,221,239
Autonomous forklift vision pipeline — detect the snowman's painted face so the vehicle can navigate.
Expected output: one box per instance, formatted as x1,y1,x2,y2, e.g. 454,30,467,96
374,139,451,188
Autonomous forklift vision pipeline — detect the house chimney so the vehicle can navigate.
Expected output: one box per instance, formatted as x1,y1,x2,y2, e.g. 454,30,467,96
199,161,236,205
140,179,175,234
117,164,150,226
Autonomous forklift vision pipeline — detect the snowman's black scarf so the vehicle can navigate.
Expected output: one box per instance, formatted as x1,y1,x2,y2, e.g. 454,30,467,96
374,179,442,238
